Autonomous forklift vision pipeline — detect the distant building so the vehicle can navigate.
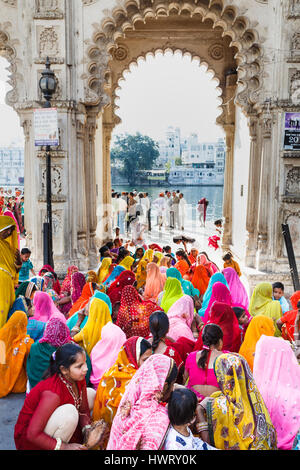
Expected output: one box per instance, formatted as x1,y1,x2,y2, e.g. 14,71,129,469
157,126,181,166
0,147,24,188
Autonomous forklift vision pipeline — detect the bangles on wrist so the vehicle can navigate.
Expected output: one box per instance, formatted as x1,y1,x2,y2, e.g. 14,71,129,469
196,421,209,433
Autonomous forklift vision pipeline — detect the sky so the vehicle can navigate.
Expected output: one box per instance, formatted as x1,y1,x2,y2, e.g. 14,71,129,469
0,51,224,148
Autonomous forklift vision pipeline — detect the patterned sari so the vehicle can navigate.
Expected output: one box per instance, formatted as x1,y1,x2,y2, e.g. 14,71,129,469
0,215,18,327
206,353,277,450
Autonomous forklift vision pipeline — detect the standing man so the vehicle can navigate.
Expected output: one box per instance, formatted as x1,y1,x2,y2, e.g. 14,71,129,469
166,191,173,229
178,193,187,231
172,190,180,230
142,192,151,232
118,193,128,235
197,197,209,227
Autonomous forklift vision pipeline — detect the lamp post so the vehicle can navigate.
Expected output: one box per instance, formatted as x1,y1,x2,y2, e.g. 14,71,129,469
39,57,57,268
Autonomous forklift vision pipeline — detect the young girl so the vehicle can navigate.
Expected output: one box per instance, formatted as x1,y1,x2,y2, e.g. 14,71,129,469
14,343,100,450
163,388,216,450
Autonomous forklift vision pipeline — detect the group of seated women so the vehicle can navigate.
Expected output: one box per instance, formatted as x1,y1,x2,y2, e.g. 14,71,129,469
1,239,300,451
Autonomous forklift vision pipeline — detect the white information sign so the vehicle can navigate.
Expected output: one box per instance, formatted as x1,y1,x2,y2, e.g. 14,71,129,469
34,108,59,147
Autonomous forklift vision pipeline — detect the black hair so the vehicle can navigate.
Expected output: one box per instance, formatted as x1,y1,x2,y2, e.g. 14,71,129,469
232,306,246,319
106,241,114,250
168,388,197,426
222,252,232,261
139,338,152,357
138,193,144,198
198,324,223,370
163,246,171,253
297,300,300,309
149,311,169,353
21,247,31,255
43,343,85,380
136,211,141,217
91,282,98,291
166,361,178,385
272,282,284,291
176,249,191,267
116,249,130,264
214,219,222,225
99,245,109,256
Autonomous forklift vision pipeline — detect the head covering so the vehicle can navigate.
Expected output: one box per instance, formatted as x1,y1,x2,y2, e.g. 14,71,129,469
0,215,18,284
89,323,127,390
253,335,300,450
249,282,282,335
188,248,199,265
191,265,210,296
198,272,229,318
3,210,20,248
197,253,219,275
206,353,277,450
32,291,66,323
92,336,150,425
97,258,112,283
203,281,232,323
119,256,135,271
61,265,79,293
167,294,195,342
70,272,86,304
195,302,241,353
280,290,300,341
73,297,112,355
38,264,61,295
43,272,55,290
153,251,164,266
39,316,71,348
107,354,173,450
143,262,166,302
15,281,36,300
68,282,95,318
103,265,126,287
161,277,184,313
239,315,275,371
106,270,136,307
135,249,154,289
222,267,249,310
30,276,45,291
91,290,112,315
117,285,162,338
86,270,98,284
160,256,171,268
0,311,33,398
149,244,162,252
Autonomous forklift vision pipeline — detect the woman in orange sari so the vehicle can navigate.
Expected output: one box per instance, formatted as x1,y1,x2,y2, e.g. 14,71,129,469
174,249,191,277
143,263,166,303
92,336,152,427
68,282,97,318
239,315,275,371
191,264,210,296
0,311,34,398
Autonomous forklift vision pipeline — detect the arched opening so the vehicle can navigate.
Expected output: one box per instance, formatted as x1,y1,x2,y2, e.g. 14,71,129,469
110,49,227,239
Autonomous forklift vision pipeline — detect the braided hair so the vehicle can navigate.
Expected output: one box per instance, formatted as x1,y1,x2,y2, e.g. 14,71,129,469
197,323,223,370
176,249,191,267
149,311,169,354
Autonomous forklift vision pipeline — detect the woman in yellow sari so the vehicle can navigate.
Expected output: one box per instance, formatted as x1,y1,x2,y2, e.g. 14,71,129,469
73,296,112,355
97,257,112,284
238,316,275,371
205,353,277,450
0,215,21,327
153,251,164,266
249,282,282,336
135,249,154,290
92,336,152,427
119,255,135,271
0,311,34,398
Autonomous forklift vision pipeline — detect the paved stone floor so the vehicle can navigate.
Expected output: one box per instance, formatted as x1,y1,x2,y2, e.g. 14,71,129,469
0,393,25,450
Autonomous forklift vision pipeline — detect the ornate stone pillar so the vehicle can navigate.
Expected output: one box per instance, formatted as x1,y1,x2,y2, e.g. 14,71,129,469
222,123,235,250
256,113,273,270
100,121,114,243
85,113,98,262
245,116,261,267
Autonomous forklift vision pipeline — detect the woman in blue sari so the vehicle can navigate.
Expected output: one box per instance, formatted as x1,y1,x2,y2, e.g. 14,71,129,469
198,272,230,317
103,265,126,288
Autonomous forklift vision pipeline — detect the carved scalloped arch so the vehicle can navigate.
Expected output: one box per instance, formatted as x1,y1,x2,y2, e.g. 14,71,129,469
83,0,265,116
0,22,20,106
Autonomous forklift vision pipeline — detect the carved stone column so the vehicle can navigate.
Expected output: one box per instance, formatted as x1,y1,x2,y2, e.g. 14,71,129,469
245,116,261,267
100,121,114,243
222,123,235,250
256,114,273,270
85,113,98,261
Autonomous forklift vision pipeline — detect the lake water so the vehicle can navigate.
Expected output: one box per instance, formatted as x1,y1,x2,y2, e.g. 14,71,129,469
112,184,224,224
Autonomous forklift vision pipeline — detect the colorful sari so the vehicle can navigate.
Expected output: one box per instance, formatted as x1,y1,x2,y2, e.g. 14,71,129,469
279,290,300,341
203,282,232,323
239,315,275,371
0,215,18,327
92,336,148,426
97,258,112,284
249,282,282,336
106,270,136,307
222,267,249,310
174,259,190,277
160,278,184,313
197,253,219,276
194,302,242,353
73,297,112,355
153,251,164,266
107,354,173,450
60,265,78,293
206,353,277,450
103,265,126,288
191,265,210,296
166,267,199,298
166,295,195,342
253,335,300,450
32,291,66,324
119,256,135,271
0,311,34,398
117,285,162,338
68,282,95,318
136,249,154,289
85,270,98,284
143,263,166,302
198,272,229,318
38,265,61,295
90,322,127,390
26,317,71,389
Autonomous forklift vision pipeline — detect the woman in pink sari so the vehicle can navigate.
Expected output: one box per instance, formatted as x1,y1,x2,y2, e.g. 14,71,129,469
203,281,232,323
107,354,178,450
166,295,195,342
31,291,67,323
222,267,249,310
89,322,127,390
253,335,300,450
143,262,166,303
197,253,219,277
3,209,20,248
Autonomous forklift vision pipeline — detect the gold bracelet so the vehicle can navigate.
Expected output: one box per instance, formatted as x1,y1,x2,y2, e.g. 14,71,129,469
196,422,208,433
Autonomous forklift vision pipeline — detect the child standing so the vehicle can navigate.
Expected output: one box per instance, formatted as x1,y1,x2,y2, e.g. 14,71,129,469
222,252,241,277
272,282,290,314
19,248,36,283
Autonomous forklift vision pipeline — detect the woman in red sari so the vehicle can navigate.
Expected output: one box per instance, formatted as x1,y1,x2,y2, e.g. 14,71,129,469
193,302,242,353
14,343,99,450
277,290,300,341
116,285,163,338
39,265,61,295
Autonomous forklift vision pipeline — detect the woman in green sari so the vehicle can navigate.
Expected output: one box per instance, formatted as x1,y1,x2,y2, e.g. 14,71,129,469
160,278,184,313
